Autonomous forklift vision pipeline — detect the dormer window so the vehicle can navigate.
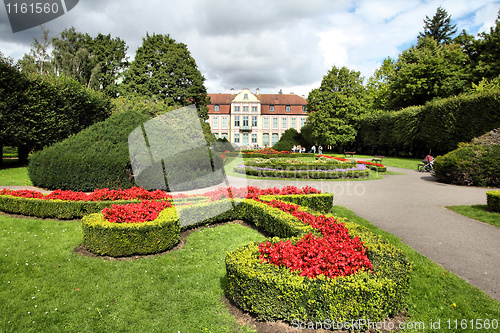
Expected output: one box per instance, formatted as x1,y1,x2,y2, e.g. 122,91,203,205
286,105,291,113
270,106,275,112
244,93,249,100
214,105,220,112
303,106,307,113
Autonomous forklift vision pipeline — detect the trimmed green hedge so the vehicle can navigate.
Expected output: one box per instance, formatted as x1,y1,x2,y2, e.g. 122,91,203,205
234,165,370,179
487,191,500,212
0,195,141,219
245,160,357,170
82,208,180,257
225,209,411,323
259,193,333,214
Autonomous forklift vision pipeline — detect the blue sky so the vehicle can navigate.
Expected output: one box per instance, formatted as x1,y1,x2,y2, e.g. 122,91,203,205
0,0,498,97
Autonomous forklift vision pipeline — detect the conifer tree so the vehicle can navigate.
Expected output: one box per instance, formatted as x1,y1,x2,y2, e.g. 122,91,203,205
418,6,457,43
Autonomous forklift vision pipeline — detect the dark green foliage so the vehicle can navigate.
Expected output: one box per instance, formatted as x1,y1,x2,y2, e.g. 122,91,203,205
486,191,500,212
82,209,180,257
121,33,210,119
418,6,457,44
433,142,500,187
211,138,235,153
0,195,141,219
356,90,500,156
474,11,500,82
272,128,309,151
307,66,368,150
28,111,150,191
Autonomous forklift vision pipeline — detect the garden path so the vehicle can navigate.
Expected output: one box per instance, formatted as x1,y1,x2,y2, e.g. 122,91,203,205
2,168,499,301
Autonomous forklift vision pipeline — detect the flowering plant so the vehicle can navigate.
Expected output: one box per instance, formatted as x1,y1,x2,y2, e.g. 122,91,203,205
318,155,385,167
244,148,291,155
258,199,373,279
102,200,172,223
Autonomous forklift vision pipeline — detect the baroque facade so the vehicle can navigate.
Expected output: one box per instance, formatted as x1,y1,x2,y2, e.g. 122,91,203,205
207,88,308,148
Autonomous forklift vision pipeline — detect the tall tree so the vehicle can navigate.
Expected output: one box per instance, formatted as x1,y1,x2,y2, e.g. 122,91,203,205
50,27,128,97
474,10,500,81
419,6,457,43
306,66,367,149
366,57,396,110
387,36,470,109
18,25,56,75
121,33,210,119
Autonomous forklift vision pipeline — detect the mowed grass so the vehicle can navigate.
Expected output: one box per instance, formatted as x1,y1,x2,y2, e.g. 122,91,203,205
0,215,263,333
1,207,499,332
447,205,500,228
325,153,422,170
0,165,32,186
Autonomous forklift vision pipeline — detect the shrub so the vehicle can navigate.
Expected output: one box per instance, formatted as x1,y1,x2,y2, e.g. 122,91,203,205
486,191,500,212
234,165,370,179
82,208,181,257
433,142,500,187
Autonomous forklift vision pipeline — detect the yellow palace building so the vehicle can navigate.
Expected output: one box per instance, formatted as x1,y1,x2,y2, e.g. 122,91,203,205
207,88,308,148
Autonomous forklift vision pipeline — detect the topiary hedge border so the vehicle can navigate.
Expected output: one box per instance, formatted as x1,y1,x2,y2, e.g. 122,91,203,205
486,191,500,212
82,208,180,257
225,202,411,324
234,165,370,179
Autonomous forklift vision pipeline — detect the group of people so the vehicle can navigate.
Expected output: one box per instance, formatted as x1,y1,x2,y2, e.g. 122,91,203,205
292,145,323,155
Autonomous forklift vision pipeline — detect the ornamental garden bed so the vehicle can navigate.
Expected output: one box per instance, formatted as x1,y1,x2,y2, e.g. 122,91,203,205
0,185,410,325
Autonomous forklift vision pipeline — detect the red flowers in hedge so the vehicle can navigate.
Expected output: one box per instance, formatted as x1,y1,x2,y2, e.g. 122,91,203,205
102,200,172,223
318,155,384,167
245,148,291,155
0,187,172,201
258,199,373,279
357,160,384,168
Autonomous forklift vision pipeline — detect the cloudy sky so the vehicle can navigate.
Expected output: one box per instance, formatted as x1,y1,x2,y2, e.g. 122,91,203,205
1,0,499,97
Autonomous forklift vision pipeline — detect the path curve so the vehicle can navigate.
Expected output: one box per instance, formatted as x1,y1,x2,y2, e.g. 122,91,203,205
2,168,499,300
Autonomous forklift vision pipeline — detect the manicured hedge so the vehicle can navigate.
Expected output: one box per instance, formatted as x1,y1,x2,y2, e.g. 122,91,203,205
433,143,500,187
225,207,411,323
0,194,140,219
234,165,370,179
245,160,357,170
356,90,500,156
487,191,500,212
82,208,180,257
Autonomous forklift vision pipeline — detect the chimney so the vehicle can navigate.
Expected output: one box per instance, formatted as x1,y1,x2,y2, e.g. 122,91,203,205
231,88,235,95
256,88,260,95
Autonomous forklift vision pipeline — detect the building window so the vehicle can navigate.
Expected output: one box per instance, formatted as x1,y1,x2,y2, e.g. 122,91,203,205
242,132,249,145
212,116,218,129
291,117,297,129
286,105,291,113
272,133,279,145
222,116,228,129
234,116,240,127
263,117,269,129
282,117,287,129
270,106,274,112
214,105,220,112
244,93,248,100
263,133,270,146
234,133,240,143
235,106,240,112
221,133,228,140
251,116,257,127
272,117,278,129
252,106,257,112
243,106,249,113
303,106,307,113
251,133,257,144
243,115,249,127
214,133,219,139
300,117,306,128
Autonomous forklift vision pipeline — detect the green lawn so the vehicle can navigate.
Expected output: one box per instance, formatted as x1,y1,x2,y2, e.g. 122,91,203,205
0,166,32,186
324,153,422,170
1,206,498,332
447,205,500,228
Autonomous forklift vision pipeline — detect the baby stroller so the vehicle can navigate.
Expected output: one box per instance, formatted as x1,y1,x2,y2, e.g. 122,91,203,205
418,155,434,172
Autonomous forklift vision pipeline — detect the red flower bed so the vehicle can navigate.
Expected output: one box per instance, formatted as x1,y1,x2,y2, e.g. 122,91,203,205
0,187,172,201
202,185,320,201
318,155,384,167
258,199,373,279
102,200,172,223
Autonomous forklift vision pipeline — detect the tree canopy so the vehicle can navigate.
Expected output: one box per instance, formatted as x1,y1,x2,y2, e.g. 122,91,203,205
418,6,457,43
120,33,210,119
306,66,367,149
